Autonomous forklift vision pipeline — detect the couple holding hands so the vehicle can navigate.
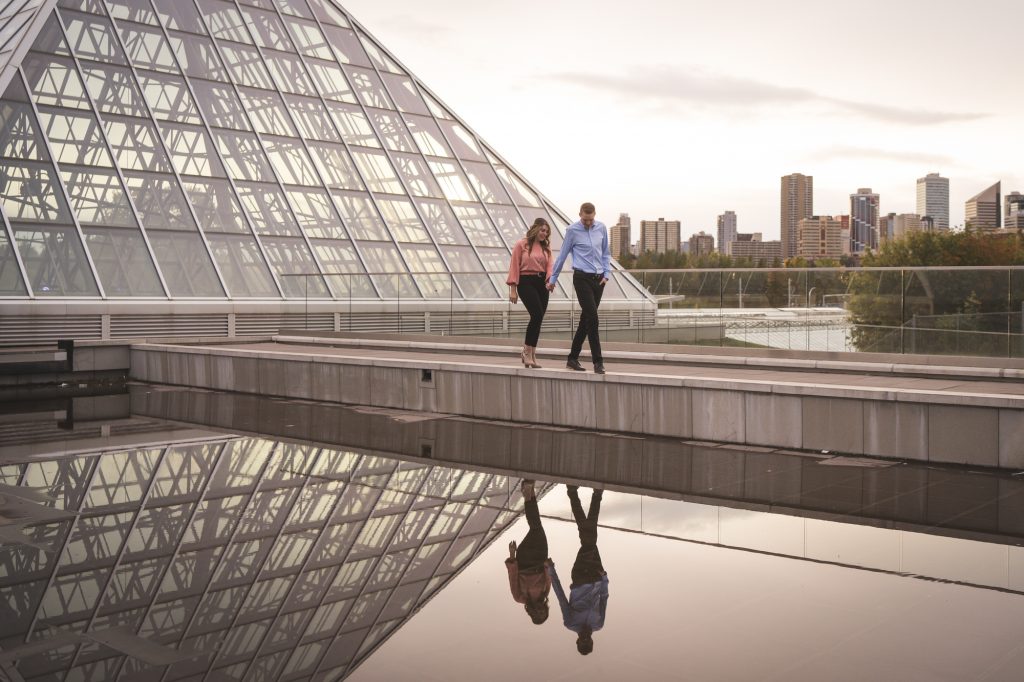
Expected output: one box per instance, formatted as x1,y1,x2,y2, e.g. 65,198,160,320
506,202,612,374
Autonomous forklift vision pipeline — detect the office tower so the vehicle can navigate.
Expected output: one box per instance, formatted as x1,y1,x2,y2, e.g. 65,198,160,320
850,188,880,252
1006,192,1024,230
781,174,813,259
0,0,650,345
716,211,737,254
879,213,897,243
796,216,845,260
916,173,950,230
639,218,682,254
894,214,935,238
610,213,632,258
729,238,782,261
965,182,1002,230
688,231,715,258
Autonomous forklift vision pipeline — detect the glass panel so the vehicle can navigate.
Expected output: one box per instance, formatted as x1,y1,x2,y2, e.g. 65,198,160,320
487,206,527,248
0,162,72,223
242,89,298,137
0,228,27,295
137,72,201,123
215,130,272,181
103,116,173,172
453,205,502,247
26,15,72,58
260,235,329,297
377,198,428,243
206,233,278,297
284,94,338,141
241,6,294,51
332,192,386,240
123,172,198,231
359,242,417,298
81,63,146,117
37,108,112,167
286,187,343,238
236,182,301,236
495,165,540,207
442,245,496,298
325,101,379,148
416,199,466,244
313,236,378,294
61,9,127,64
439,120,484,161
380,73,428,115
358,31,403,74
305,57,356,103
106,0,159,24
0,95,49,161
152,0,207,33
464,161,509,204
119,29,177,74
146,230,223,296
22,54,91,109
402,244,453,299
196,0,250,43
263,50,315,96
285,16,332,59
160,122,224,176
264,137,319,186
430,160,475,202
368,109,415,153
422,90,453,120
82,227,163,296
279,0,314,19
394,154,442,198
307,0,350,27
181,178,247,233
406,114,452,157
318,24,366,67
60,167,137,227
220,43,274,89
307,142,362,190
343,64,393,109
12,224,98,295
191,79,250,130
350,149,402,194
168,31,228,81
477,246,511,291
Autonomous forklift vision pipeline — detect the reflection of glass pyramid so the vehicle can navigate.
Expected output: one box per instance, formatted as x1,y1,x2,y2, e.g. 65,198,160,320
0,0,647,305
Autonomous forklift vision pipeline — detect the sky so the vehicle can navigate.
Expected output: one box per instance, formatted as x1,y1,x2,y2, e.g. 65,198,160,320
343,0,1023,243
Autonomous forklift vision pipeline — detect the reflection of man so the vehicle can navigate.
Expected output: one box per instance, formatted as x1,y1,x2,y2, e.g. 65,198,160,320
547,202,611,375
546,486,608,655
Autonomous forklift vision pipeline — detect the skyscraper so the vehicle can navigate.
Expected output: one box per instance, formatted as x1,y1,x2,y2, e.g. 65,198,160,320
716,211,737,254
965,181,1002,230
850,188,879,252
1005,192,1024,231
640,218,681,254
610,212,631,258
780,174,813,259
916,173,950,230
796,216,844,260
688,231,714,258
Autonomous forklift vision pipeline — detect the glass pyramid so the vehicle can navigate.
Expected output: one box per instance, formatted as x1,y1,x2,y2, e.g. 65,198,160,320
0,0,647,303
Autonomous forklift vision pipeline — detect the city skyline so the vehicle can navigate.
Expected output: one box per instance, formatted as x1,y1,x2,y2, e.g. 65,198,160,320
343,0,1023,240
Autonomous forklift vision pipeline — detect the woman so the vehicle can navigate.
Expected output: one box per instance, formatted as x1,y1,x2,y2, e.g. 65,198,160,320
506,218,553,368
505,479,550,625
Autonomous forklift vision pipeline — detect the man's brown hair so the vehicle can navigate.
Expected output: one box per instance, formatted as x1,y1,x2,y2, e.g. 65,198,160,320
579,202,596,214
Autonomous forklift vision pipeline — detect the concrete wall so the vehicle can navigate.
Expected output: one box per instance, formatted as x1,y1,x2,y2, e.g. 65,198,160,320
129,344,1024,470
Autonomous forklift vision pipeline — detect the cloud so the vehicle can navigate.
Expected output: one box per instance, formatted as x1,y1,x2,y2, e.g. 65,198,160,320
547,66,988,125
375,15,454,38
806,146,955,166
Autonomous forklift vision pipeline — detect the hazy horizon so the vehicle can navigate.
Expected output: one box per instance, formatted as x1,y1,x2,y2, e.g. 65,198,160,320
342,0,1023,241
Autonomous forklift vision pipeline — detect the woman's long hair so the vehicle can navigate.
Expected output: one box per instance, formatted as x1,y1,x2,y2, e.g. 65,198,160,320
525,218,551,257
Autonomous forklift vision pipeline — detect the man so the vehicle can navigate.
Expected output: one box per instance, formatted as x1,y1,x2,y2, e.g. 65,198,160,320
547,202,611,374
546,486,608,655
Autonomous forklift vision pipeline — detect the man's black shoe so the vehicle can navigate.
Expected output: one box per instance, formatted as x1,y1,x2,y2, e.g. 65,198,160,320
566,358,585,371
594,363,606,375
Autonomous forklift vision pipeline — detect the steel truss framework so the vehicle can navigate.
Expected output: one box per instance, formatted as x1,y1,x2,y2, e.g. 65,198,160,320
0,436,539,681
0,0,648,304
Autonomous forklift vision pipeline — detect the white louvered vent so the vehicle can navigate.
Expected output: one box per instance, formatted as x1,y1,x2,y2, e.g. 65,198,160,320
0,315,102,347
110,315,229,339
235,313,334,336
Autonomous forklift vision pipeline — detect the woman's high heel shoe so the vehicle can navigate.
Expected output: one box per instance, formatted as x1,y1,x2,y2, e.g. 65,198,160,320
520,346,529,367
527,346,542,368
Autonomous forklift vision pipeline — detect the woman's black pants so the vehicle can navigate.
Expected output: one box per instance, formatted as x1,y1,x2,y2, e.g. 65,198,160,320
517,275,549,347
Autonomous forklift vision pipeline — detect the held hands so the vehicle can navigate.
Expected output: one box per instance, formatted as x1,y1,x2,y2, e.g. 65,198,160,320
508,285,518,304
545,282,555,291
599,277,608,286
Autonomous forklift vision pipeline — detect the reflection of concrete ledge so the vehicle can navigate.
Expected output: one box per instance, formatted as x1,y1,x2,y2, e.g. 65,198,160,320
129,386,1024,550
127,335,1024,468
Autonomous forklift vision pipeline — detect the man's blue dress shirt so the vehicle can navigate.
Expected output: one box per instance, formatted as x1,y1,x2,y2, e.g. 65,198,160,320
547,563,609,633
548,220,612,286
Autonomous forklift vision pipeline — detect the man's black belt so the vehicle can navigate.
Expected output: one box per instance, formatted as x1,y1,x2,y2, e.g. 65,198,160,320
573,269,601,278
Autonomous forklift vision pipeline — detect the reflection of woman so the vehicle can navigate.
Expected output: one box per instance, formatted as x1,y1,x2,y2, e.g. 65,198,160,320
547,486,608,655
506,219,553,368
505,479,550,624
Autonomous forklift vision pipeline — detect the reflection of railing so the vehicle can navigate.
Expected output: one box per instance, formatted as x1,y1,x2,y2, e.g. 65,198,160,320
278,266,1024,359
